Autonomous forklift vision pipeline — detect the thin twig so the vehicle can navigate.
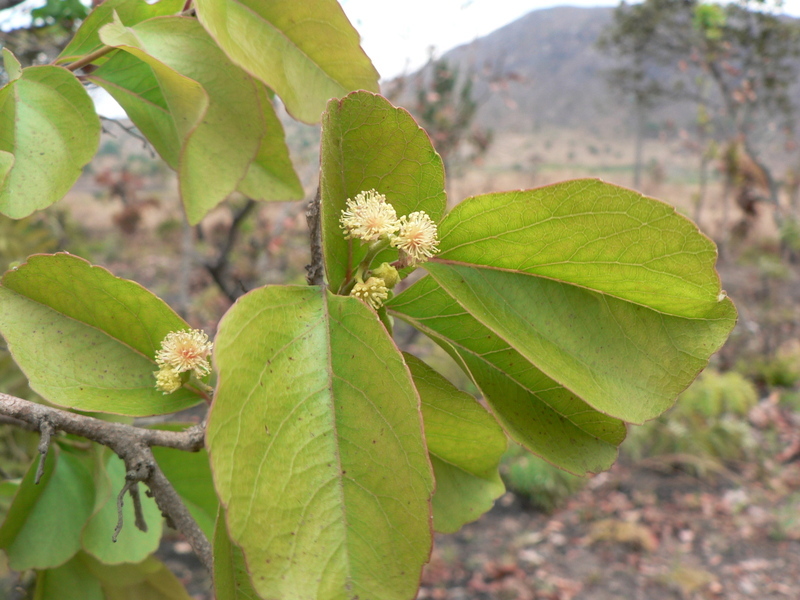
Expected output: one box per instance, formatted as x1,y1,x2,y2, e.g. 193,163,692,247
99,116,153,155
34,420,55,485
0,393,211,571
113,479,136,542
65,45,115,72
306,186,324,286
205,199,257,302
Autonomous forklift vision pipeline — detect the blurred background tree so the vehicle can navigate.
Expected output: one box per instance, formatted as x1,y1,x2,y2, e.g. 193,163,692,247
0,0,89,69
598,0,800,241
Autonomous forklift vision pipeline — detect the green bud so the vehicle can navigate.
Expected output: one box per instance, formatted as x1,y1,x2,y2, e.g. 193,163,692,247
372,262,400,288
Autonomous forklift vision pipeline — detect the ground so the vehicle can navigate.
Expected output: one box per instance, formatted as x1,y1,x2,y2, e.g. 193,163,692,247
416,459,800,600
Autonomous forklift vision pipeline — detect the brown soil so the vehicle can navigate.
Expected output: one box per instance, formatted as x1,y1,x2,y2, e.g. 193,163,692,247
418,460,800,600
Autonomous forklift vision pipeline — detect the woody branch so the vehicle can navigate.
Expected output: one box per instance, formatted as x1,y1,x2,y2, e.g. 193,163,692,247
0,392,212,572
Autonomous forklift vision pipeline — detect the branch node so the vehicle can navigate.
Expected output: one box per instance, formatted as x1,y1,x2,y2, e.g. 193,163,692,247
34,420,56,485
113,460,155,541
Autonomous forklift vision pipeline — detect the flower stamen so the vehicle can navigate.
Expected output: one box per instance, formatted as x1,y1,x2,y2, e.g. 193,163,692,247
155,329,213,379
391,211,439,266
340,190,400,242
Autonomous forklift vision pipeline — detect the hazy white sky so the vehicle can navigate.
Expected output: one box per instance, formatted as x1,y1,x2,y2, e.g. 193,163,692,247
3,0,798,97
341,0,616,79
341,0,800,80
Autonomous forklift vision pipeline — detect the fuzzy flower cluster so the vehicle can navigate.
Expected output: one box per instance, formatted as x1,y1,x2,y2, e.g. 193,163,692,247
391,211,440,265
350,277,390,310
340,189,439,267
340,190,401,242
154,329,213,394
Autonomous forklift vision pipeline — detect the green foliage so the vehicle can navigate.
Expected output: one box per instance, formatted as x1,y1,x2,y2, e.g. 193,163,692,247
208,286,435,600
320,92,447,293
624,369,759,467
0,53,100,219
405,354,506,533
194,0,380,124
500,445,586,513
0,254,206,415
0,3,738,600
738,351,800,389
31,0,90,28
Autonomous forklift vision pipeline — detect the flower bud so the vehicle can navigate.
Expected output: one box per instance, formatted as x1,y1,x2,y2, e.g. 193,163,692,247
371,262,400,289
350,277,390,310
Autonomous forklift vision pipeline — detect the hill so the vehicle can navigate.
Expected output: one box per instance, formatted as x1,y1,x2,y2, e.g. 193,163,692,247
438,6,619,135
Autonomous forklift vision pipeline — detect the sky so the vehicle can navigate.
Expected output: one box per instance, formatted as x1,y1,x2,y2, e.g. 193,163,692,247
2,0,799,114
340,0,618,79
340,0,800,80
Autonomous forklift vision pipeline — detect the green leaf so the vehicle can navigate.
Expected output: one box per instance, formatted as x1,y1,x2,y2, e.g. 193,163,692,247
90,49,207,170
0,253,204,415
151,426,218,539
389,277,626,475
96,17,301,223
195,0,379,124
34,554,104,600
425,262,735,425
423,181,736,425
404,354,506,533
2,49,21,80
0,447,94,570
0,447,56,552
437,181,726,318
0,151,13,190
57,0,184,63
207,285,434,600
214,509,260,600
81,453,163,564
236,82,304,202
80,552,193,599
320,91,447,292
0,66,100,219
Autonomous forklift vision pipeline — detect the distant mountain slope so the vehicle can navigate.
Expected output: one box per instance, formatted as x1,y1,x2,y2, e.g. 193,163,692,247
401,5,798,142
430,6,620,134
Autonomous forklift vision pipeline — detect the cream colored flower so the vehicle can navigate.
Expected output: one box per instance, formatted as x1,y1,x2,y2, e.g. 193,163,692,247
340,190,400,241
154,367,182,394
350,277,390,310
391,211,439,266
155,329,213,378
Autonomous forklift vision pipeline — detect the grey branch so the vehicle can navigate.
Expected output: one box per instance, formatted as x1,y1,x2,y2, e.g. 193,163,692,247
305,186,325,286
0,392,212,571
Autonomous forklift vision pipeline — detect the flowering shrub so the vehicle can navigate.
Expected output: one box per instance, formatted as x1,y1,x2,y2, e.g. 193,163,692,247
0,2,736,599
